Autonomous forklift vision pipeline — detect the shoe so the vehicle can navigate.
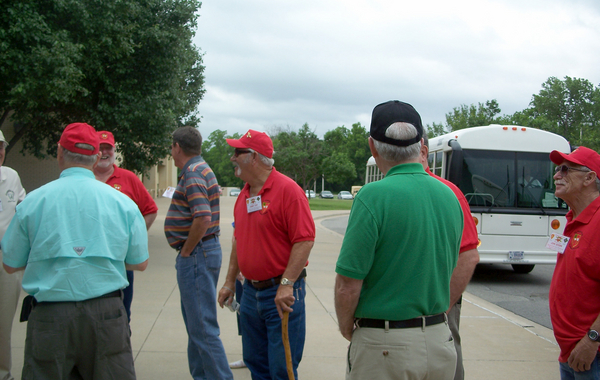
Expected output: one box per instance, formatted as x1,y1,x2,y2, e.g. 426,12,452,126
229,359,246,369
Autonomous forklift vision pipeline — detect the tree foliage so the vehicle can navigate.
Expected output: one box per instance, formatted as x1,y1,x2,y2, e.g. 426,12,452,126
201,129,243,188
1,0,205,174
527,76,599,149
427,76,600,152
272,123,323,190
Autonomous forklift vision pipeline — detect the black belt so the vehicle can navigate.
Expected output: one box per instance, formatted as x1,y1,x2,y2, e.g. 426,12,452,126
248,268,307,290
357,313,446,329
20,290,122,322
202,234,217,242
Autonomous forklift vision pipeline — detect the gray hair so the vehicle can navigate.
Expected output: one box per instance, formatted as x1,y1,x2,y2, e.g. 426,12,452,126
577,165,600,192
372,122,421,162
173,126,202,156
63,143,98,166
247,148,274,167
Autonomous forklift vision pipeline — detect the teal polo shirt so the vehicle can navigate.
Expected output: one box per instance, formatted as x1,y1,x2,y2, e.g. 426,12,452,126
336,163,463,320
1,167,149,302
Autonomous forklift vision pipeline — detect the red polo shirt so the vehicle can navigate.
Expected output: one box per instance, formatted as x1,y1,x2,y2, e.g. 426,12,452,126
550,195,600,362
426,167,479,253
106,165,158,216
234,168,315,281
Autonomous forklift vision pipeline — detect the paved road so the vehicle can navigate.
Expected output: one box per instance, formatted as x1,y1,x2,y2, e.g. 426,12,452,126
321,215,554,330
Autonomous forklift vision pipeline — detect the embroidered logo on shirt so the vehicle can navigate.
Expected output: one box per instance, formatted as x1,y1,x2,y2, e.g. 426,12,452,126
569,232,583,249
5,190,14,202
113,184,122,191
73,247,86,256
260,201,270,214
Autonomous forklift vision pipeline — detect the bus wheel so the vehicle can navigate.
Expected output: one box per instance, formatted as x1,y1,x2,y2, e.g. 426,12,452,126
511,264,535,274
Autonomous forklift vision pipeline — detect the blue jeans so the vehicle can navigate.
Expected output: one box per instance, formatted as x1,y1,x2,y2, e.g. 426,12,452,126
240,279,306,380
560,353,600,380
175,237,233,380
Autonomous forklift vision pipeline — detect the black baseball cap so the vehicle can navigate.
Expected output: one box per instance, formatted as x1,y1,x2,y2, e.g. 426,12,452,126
369,100,424,147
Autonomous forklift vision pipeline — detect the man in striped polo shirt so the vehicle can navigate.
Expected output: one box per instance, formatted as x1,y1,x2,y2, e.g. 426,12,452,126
164,126,233,380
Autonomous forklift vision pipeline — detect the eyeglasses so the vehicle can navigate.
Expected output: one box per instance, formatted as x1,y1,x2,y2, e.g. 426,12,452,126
233,148,252,157
554,165,591,175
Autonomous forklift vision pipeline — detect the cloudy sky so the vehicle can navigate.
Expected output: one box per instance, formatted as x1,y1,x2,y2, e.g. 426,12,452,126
194,0,600,138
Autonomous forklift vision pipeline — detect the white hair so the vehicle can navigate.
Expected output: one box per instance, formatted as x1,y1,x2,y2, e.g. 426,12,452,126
372,122,421,162
247,148,274,167
63,143,98,166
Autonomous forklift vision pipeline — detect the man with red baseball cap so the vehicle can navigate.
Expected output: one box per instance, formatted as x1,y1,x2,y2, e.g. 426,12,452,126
218,129,315,379
548,146,600,379
2,122,149,379
93,130,157,322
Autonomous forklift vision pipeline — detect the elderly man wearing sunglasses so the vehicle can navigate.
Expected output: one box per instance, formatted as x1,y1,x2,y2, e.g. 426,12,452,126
549,146,600,380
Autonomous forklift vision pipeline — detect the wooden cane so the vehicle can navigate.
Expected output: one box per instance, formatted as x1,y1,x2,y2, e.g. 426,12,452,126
282,311,294,380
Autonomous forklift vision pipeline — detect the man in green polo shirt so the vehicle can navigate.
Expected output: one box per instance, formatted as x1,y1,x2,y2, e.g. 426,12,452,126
334,100,463,380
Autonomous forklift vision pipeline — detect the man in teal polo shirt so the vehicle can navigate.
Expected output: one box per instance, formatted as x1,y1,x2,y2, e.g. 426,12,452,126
2,122,149,380
334,100,463,380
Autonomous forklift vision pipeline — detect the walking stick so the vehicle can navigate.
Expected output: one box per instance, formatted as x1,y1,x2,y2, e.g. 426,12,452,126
282,311,295,380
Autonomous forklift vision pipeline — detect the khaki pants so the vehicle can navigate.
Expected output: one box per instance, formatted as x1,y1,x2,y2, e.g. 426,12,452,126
0,250,22,380
346,320,457,380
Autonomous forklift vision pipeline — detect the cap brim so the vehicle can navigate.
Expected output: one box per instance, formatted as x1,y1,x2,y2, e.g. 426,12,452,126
550,150,584,167
226,138,248,149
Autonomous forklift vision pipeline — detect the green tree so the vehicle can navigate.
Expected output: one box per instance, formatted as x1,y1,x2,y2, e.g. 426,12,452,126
426,121,450,138
273,123,323,190
321,152,356,185
1,0,205,174
201,130,243,188
445,100,502,131
528,76,599,149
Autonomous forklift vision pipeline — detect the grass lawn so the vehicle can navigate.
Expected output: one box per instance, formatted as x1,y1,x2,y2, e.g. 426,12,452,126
307,197,353,210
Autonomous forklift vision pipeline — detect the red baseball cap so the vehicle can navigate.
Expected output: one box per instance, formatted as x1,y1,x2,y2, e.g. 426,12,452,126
226,129,274,159
59,123,99,156
97,131,115,147
550,146,600,175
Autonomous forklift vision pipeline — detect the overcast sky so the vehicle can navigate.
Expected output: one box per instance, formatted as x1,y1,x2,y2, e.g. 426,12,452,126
194,0,600,139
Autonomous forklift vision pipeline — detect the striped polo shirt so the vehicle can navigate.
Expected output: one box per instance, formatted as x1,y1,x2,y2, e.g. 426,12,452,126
164,155,220,249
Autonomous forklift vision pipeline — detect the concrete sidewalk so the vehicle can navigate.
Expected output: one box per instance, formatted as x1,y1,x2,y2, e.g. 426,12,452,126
9,196,561,379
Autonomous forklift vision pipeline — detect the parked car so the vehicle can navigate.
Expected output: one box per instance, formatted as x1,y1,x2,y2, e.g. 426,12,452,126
229,188,241,196
319,190,334,199
337,191,353,200
305,190,316,198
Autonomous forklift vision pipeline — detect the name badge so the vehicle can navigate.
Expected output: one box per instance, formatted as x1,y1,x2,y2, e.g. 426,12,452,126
546,233,569,254
246,195,262,213
162,186,176,199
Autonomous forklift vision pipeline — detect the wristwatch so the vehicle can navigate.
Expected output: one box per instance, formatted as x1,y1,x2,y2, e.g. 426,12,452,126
280,278,294,286
588,329,600,342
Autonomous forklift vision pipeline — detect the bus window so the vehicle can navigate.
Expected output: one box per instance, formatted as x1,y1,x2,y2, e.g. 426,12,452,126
428,152,434,170
458,149,564,209
434,151,443,176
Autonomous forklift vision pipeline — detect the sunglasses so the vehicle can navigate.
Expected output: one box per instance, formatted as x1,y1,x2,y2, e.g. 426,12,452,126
233,148,252,157
554,165,590,175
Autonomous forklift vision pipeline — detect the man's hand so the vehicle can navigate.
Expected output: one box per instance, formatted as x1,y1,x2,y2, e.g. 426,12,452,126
568,336,600,372
217,283,235,308
275,284,295,319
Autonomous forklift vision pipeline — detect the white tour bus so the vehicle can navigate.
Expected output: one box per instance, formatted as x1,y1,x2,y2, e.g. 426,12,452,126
365,125,571,273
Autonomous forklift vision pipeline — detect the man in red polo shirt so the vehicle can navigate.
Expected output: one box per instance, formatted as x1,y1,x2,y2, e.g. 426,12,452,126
218,130,315,380
548,147,600,379
420,134,480,380
93,131,157,321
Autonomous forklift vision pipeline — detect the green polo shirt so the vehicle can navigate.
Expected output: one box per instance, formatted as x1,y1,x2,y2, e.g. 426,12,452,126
336,163,463,320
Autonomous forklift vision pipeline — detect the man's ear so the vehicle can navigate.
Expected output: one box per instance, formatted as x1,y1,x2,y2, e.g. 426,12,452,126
368,137,378,159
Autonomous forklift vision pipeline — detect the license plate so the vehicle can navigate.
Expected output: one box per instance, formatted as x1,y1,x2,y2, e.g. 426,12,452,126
509,251,524,260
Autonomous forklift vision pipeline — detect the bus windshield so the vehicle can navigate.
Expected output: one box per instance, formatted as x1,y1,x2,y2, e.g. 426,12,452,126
458,150,565,210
